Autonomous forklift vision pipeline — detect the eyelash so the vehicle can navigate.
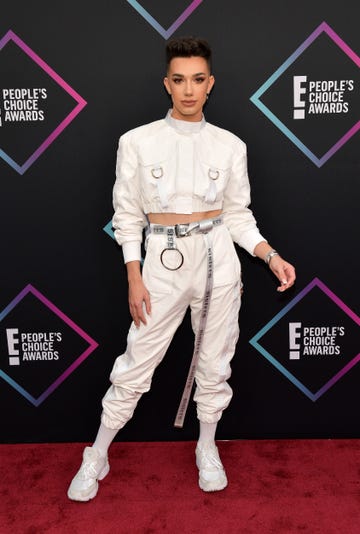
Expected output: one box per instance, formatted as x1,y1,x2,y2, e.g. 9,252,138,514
172,78,206,84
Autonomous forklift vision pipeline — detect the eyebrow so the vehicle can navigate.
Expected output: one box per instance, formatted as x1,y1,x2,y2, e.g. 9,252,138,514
171,72,207,77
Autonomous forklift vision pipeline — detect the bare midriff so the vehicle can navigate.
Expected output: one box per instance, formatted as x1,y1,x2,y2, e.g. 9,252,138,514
148,209,222,225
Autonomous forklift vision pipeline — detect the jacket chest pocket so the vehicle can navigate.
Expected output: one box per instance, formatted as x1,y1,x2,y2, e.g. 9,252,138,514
194,160,230,203
139,147,171,208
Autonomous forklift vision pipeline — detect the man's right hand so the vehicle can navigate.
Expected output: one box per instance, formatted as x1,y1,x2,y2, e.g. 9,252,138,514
126,261,151,327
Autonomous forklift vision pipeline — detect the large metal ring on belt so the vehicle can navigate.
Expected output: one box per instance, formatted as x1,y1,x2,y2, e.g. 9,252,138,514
160,220,215,271
160,228,184,271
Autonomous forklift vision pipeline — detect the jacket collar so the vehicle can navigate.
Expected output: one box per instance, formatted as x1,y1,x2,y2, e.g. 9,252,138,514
165,109,206,133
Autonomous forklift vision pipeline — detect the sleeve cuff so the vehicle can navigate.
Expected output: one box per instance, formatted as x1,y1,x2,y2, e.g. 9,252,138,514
242,233,268,257
122,241,142,263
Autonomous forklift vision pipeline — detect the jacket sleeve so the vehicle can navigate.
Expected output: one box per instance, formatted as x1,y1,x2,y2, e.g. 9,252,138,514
222,140,267,255
112,132,147,263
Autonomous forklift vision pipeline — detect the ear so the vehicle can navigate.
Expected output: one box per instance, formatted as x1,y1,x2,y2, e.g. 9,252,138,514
207,75,215,94
163,77,171,95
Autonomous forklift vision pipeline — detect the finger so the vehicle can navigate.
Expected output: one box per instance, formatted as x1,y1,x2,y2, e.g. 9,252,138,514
277,280,289,292
129,298,142,326
144,291,151,316
132,311,140,328
129,304,139,327
136,303,147,326
283,265,296,287
275,267,289,292
277,270,295,291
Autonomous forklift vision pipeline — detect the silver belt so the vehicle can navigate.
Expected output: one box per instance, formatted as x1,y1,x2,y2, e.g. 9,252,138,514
150,216,223,238
148,216,222,272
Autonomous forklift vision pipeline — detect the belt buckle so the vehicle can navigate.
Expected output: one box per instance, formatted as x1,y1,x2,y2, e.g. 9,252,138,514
175,223,189,238
198,220,214,234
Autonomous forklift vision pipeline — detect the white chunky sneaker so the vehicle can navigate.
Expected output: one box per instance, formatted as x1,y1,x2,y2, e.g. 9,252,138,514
67,446,110,501
195,442,228,492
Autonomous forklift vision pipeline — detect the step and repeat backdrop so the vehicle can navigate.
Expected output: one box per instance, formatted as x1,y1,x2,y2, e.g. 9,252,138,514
0,0,359,443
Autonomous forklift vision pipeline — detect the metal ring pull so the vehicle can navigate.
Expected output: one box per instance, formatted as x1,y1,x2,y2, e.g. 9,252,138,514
160,248,184,271
151,167,163,179
208,168,219,180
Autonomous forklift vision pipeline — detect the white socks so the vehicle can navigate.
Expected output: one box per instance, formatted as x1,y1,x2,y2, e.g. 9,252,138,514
92,421,217,457
92,423,118,458
198,421,218,448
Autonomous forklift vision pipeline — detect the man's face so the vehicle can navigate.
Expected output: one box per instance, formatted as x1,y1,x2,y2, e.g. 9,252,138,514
164,56,215,122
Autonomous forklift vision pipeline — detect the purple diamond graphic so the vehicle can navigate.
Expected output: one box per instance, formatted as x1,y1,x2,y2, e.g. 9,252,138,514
0,284,98,406
127,0,203,39
0,30,87,174
250,22,360,166
250,278,360,401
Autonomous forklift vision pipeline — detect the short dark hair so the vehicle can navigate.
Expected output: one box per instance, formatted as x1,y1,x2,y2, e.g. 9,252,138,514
166,36,212,72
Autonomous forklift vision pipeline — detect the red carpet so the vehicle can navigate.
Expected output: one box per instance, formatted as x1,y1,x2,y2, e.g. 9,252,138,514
1,440,360,533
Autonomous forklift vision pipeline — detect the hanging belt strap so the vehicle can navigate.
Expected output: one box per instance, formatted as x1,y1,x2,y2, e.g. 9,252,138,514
174,231,214,428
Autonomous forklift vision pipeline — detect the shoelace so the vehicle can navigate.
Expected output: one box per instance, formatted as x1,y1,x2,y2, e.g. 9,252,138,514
198,448,223,470
80,459,99,479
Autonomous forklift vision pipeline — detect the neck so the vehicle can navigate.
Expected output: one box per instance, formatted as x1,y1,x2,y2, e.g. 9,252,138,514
165,109,205,133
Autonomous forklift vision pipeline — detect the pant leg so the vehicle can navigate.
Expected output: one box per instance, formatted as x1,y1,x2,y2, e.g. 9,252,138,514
101,233,190,430
190,226,242,423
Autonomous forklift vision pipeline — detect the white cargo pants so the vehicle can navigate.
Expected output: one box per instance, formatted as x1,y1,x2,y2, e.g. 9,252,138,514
101,223,241,430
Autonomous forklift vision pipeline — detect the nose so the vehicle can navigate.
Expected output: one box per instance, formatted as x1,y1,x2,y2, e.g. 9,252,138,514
184,80,193,95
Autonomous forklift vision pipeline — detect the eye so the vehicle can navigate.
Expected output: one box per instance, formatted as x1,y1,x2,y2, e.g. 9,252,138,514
195,77,206,84
172,78,183,84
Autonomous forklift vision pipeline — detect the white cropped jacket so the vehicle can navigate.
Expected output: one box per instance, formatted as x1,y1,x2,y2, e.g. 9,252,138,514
113,110,266,263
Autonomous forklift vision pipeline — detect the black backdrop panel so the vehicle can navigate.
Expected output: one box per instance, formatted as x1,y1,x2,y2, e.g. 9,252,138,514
0,0,359,443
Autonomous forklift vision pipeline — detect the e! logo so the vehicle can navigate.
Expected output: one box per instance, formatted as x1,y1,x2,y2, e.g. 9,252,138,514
289,322,301,360
293,76,307,119
6,328,20,366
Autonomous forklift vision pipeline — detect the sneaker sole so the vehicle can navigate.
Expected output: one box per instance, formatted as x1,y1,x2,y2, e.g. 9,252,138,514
67,462,110,502
199,474,228,492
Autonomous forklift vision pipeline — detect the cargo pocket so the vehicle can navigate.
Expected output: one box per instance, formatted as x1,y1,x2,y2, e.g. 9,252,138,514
142,234,175,294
